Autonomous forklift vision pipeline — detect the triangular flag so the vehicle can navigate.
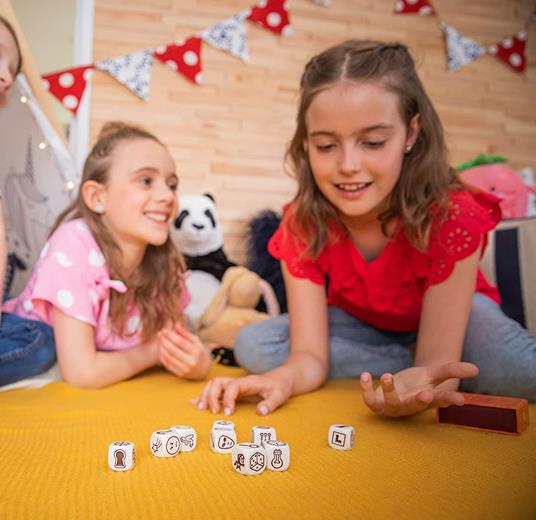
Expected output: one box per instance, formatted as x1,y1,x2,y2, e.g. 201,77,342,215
247,0,293,36
96,49,154,100
393,0,435,15
155,37,203,84
201,10,250,63
487,31,527,74
42,65,93,115
441,22,485,72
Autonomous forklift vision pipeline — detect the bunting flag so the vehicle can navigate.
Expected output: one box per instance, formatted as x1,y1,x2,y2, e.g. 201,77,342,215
248,0,293,35
394,0,435,15
201,10,250,63
42,65,93,115
488,31,527,74
441,22,485,71
96,49,154,100
155,36,203,84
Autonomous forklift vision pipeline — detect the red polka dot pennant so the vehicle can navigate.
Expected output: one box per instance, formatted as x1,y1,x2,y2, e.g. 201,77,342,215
488,32,527,74
42,65,94,115
154,36,203,84
247,0,293,35
393,0,435,16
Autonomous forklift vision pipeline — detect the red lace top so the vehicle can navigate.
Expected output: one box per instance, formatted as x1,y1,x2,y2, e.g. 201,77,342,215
268,190,501,332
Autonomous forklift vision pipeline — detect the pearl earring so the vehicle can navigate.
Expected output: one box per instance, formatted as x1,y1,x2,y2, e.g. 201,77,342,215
404,144,413,154
94,203,105,214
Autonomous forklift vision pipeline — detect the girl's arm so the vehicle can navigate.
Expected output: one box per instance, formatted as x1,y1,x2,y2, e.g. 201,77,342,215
193,262,330,415
52,307,159,388
360,245,482,416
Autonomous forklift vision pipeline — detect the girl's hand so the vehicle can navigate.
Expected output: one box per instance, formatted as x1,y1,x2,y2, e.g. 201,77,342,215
190,374,292,416
359,362,479,417
157,322,212,380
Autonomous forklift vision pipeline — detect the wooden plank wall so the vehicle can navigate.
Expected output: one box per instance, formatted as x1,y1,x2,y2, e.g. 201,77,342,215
91,0,536,262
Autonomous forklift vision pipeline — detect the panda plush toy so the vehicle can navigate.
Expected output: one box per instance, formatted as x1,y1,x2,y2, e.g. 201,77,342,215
174,193,236,281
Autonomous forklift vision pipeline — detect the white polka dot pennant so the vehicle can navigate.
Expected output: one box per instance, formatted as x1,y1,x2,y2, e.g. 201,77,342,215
247,0,293,36
201,10,250,63
96,49,154,100
393,0,435,16
41,65,93,115
487,31,527,74
154,36,203,84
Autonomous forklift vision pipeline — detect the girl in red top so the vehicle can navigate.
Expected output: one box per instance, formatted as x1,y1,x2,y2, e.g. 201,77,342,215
193,40,536,417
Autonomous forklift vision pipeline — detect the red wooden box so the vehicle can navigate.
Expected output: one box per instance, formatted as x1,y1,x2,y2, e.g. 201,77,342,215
436,393,529,435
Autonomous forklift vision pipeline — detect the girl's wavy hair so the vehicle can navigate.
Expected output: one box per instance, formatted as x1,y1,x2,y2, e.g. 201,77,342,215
51,122,185,342
287,39,459,258
0,15,22,75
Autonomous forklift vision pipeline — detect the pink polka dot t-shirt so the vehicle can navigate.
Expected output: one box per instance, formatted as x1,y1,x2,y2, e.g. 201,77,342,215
3,218,188,351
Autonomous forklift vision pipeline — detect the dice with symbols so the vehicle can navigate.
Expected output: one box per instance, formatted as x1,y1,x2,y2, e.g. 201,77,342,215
170,425,197,452
231,443,267,475
212,420,235,431
251,425,276,446
328,424,355,450
150,429,181,457
108,441,136,471
210,427,237,453
264,440,290,471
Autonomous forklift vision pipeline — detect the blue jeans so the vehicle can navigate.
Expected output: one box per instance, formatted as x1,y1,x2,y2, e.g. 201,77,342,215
0,312,56,386
234,293,536,401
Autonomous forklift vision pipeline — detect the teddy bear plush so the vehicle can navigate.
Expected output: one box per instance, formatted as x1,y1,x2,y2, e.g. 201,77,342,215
172,194,279,352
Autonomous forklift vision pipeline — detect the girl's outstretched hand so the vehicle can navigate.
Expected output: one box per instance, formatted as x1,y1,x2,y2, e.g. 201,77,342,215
157,322,212,380
359,362,479,417
190,374,292,416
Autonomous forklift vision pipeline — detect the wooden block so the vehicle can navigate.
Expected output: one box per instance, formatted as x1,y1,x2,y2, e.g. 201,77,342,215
436,393,529,435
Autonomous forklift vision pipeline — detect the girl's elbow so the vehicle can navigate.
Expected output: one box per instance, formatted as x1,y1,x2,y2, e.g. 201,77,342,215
61,367,104,389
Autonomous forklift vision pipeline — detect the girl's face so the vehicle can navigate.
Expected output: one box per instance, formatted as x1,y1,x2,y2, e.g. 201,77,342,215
0,23,20,108
305,80,419,227
99,139,178,258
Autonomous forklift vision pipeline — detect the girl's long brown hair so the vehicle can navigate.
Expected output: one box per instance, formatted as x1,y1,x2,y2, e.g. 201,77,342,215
51,122,185,342
287,40,460,258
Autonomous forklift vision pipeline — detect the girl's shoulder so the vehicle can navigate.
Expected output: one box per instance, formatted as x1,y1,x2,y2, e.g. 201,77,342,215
414,188,501,285
45,218,106,268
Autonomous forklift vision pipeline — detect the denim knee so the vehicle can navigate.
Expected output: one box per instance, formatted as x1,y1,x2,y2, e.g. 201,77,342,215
461,294,536,400
234,315,290,374
0,314,56,386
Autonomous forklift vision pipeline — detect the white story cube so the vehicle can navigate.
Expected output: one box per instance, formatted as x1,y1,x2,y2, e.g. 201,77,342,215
210,427,237,453
212,420,235,431
252,425,277,446
170,425,197,452
328,424,355,450
108,441,136,471
231,443,267,475
150,429,181,457
264,440,290,471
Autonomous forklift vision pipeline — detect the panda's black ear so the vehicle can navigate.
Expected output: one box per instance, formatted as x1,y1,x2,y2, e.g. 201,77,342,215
203,193,215,203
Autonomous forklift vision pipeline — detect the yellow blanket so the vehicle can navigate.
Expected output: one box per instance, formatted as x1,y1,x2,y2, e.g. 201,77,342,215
0,364,534,519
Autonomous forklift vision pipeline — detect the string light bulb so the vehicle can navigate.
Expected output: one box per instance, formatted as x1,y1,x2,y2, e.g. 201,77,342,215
38,142,47,150
20,95,28,104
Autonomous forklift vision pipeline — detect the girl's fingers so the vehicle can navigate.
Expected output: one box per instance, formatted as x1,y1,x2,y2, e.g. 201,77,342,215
207,378,229,414
158,342,188,377
379,373,401,415
256,384,288,416
160,337,195,366
196,380,213,411
432,389,465,408
428,362,479,385
360,372,383,414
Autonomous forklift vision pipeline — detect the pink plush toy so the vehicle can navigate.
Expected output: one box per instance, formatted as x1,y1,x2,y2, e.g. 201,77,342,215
458,155,536,219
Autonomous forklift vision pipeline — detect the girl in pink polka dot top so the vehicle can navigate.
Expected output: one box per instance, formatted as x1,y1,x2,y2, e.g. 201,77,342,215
194,40,536,418
4,122,212,387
